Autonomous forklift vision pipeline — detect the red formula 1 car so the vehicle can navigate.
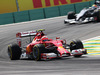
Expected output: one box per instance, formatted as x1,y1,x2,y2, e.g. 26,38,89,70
8,29,87,61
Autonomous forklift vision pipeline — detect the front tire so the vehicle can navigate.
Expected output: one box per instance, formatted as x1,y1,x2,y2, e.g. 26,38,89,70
70,40,84,57
93,10,100,22
8,44,22,60
67,11,76,19
74,55,82,57
96,10,100,22
32,44,46,61
70,39,84,51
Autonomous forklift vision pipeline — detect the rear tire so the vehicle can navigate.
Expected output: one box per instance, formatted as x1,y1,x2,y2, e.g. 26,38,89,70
68,11,76,19
32,44,46,61
8,44,22,60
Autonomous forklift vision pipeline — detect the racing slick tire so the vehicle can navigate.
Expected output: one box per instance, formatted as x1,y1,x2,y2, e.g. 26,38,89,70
32,44,46,61
70,40,84,57
70,39,84,51
67,11,76,19
93,10,100,22
8,44,22,60
96,10,100,22
73,55,82,57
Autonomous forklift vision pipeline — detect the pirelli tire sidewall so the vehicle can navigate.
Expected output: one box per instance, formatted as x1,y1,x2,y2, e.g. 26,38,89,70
8,44,22,60
32,44,45,61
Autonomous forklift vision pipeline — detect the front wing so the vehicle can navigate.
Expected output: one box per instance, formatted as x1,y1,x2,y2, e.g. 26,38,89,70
41,49,87,60
71,49,87,56
64,17,94,24
20,49,87,60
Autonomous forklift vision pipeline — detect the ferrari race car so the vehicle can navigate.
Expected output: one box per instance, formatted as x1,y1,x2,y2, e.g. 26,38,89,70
64,0,100,24
8,29,87,61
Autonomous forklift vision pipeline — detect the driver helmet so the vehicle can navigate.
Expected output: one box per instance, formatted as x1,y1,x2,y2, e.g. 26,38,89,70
92,4,98,9
41,36,48,42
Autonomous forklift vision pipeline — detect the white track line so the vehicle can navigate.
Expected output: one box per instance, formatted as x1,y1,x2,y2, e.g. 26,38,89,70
83,36,100,42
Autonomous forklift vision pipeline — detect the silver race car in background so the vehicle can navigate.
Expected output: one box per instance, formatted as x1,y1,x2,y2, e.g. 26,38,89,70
64,0,100,24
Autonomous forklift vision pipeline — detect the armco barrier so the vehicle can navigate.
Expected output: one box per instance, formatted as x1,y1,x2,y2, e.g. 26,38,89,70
13,11,30,23
44,6,60,18
59,4,75,16
29,8,44,20
0,1,95,25
0,13,14,25
75,2,90,13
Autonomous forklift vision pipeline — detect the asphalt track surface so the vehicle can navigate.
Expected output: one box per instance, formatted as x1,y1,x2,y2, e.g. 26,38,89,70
0,16,100,75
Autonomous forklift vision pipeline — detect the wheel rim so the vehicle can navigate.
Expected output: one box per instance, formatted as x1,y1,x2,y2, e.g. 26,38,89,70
70,41,75,46
70,41,76,51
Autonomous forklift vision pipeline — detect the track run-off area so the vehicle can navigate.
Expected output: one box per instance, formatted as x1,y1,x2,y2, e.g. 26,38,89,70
0,16,100,75
83,36,100,55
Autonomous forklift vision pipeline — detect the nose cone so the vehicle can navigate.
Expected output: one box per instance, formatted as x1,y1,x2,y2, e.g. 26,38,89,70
58,46,71,57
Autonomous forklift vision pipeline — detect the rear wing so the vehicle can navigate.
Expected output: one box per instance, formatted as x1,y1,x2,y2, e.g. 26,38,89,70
16,31,36,47
16,31,36,38
16,29,45,47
